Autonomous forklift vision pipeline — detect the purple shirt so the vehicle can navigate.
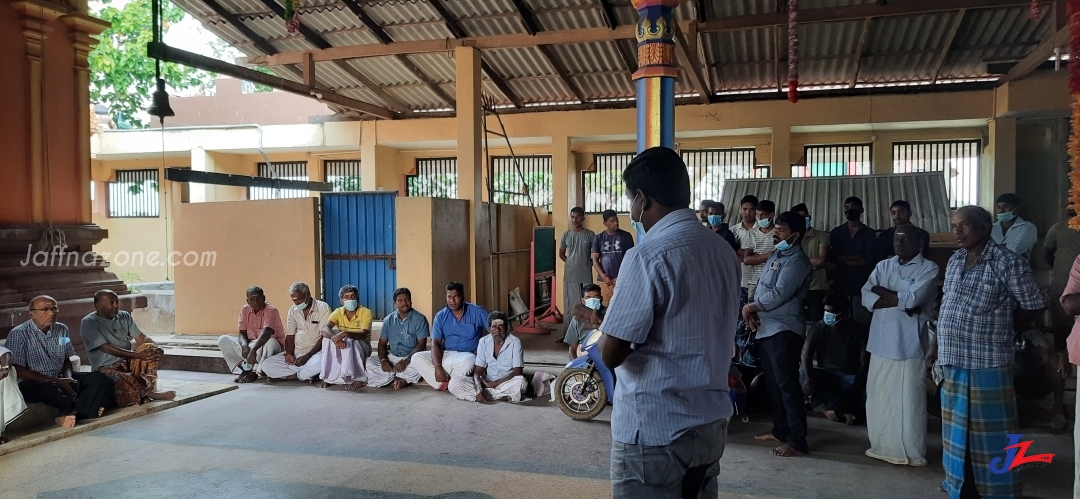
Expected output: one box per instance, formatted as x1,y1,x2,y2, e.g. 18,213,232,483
591,229,635,279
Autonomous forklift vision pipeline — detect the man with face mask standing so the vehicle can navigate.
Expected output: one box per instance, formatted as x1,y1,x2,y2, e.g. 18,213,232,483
991,193,1037,260
830,197,878,325
742,211,813,457
739,200,778,301
594,147,740,498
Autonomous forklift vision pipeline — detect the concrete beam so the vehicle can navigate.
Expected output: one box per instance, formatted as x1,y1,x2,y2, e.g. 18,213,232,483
456,46,484,302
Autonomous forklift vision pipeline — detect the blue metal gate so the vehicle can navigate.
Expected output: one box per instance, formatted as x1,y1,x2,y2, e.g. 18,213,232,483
322,192,397,318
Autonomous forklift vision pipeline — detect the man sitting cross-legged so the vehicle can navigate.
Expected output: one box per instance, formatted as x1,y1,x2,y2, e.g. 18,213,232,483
412,282,489,400
0,346,28,444
319,285,373,390
218,286,285,383
456,311,527,403
8,295,115,428
81,289,175,406
367,288,429,390
262,282,332,384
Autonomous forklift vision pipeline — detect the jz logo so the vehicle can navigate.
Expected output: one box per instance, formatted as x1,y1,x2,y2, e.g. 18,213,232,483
988,434,1055,474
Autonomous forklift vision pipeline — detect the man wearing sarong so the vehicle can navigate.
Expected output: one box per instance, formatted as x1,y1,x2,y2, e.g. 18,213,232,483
862,224,938,466
367,288,428,390
81,290,175,406
453,311,527,403
319,285,373,390
937,206,1044,499
8,296,115,428
412,282,489,401
0,346,28,444
218,286,286,383
262,282,332,383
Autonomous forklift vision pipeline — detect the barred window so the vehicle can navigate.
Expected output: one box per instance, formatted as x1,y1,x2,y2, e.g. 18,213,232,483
490,155,552,211
794,144,872,177
893,140,980,208
108,169,159,218
682,148,767,209
583,153,635,213
326,159,362,192
249,162,309,200
408,158,457,198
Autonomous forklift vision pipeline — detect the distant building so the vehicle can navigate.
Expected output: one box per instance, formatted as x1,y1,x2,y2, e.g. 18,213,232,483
166,77,334,127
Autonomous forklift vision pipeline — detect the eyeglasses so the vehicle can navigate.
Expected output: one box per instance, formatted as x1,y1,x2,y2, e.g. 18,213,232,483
31,307,59,313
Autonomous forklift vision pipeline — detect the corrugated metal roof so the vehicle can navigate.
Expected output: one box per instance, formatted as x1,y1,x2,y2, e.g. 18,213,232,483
719,172,955,233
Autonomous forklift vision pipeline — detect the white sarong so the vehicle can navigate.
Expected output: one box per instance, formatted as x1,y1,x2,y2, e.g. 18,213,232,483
260,351,324,381
218,335,282,374
865,355,927,466
411,351,476,401
366,354,422,388
1,348,28,436
320,337,371,385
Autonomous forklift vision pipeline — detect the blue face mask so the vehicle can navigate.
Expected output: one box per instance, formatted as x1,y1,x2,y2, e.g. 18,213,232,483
997,211,1017,223
584,297,602,310
344,300,359,312
774,234,795,252
823,311,839,326
630,194,647,243
756,217,772,229
707,214,723,226
805,217,812,229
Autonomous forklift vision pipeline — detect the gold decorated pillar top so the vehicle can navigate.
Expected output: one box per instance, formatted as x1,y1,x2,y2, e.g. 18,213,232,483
631,0,679,80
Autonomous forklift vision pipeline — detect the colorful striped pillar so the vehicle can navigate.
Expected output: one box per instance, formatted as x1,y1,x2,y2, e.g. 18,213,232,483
633,0,679,153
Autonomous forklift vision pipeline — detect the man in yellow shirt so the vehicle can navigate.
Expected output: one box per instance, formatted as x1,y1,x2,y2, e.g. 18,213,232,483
319,285,372,390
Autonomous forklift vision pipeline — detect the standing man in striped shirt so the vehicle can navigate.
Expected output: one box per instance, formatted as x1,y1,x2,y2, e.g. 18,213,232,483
593,147,741,498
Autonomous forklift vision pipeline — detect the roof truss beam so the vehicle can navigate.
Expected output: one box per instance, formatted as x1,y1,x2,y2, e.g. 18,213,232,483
513,1,587,103
674,25,711,104
848,17,872,87
427,0,523,108
998,24,1069,85
931,9,966,84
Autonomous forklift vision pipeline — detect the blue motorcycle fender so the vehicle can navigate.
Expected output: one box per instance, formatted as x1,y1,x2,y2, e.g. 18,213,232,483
565,355,591,369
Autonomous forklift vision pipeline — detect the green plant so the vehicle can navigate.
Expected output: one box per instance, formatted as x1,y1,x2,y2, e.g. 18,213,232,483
121,272,143,293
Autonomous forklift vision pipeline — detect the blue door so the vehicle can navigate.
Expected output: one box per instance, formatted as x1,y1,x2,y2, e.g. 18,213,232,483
322,192,397,318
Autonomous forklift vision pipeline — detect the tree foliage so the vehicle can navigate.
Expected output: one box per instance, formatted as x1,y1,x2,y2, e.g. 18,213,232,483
89,0,214,128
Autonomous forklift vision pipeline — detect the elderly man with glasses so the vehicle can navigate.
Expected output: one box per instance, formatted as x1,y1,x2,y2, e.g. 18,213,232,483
6,295,115,428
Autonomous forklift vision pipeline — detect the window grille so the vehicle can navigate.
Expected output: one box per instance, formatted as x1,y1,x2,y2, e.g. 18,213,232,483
583,153,635,213
893,140,980,208
681,148,767,209
108,169,159,218
326,159,362,192
794,144,872,177
490,155,552,210
249,162,309,200
408,158,458,198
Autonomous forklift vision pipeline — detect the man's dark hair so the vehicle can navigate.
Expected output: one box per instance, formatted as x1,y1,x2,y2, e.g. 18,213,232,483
895,223,924,241
823,294,850,312
488,310,509,326
757,200,776,213
623,147,691,209
790,203,809,213
709,201,726,212
740,195,759,207
571,207,585,216
844,196,864,208
582,283,601,294
699,199,714,208
393,287,412,300
996,193,1021,206
775,211,807,240
246,286,264,298
602,209,618,222
446,282,465,295
94,289,118,305
891,200,912,212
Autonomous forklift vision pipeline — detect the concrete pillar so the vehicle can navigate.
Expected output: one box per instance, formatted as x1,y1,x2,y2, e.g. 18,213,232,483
633,1,679,152
360,121,401,192
64,15,107,223
872,138,892,175
771,125,792,178
189,147,212,203
987,117,1017,207
456,45,484,302
551,134,574,308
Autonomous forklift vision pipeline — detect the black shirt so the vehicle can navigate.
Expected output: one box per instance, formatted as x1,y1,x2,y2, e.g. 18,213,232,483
805,319,868,374
829,222,878,295
877,226,931,260
713,224,740,252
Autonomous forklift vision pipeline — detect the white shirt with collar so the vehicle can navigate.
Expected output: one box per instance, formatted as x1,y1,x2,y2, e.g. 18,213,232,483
286,299,332,354
861,253,939,360
991,215,1037,259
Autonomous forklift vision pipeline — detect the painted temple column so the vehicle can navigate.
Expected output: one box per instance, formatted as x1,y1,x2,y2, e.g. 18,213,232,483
632,0,679,153
64,13,109,223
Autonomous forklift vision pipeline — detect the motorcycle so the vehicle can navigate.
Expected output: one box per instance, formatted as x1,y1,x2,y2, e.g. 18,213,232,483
554,329,614,420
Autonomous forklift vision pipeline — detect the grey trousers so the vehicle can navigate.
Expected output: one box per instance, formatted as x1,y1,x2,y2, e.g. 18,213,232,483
611,418,729,499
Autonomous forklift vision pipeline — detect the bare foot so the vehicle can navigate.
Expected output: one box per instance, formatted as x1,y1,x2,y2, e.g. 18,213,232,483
0,435,7,445
844,413,857,425
148,391,176,401
317,381,330,388
755,432,779,442
824,410,840,422
347,381,366,390
55,414,76,428
393,378,409,390
771,444,801,457
236,371,258,384
475,391,489,404
97,407,106,417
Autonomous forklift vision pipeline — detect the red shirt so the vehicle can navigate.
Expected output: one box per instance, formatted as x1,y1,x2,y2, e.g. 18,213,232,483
238,304,286,346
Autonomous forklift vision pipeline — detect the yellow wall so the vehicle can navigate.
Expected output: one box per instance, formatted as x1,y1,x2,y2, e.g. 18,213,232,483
173,197,320,335
396,196,472,319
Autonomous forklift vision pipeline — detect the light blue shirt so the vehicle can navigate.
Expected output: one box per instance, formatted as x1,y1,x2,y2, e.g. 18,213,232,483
753,246,811,339
432,302,489,353
474,334,523,382
861,254,939,360
991,215,1037,259
381,309,430,358
600,209,741,446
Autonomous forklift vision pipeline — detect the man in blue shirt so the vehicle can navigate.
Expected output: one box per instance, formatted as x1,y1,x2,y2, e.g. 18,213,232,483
593,147,741,498
743,211,812,457
368,288,429,390
410,282,489,401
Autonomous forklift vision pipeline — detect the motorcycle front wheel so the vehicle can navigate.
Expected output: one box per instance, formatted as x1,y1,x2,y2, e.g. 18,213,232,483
554,367,607,420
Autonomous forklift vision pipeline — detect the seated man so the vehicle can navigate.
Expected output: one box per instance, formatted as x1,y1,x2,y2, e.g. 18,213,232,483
1,346,28,444
81,289,175,406
800,295,869,425
8,295,115,428
218,286,285,383
412,282,489,401
319,285,373,390
368,288,429,390
261,282,332,383
457,311,526,403
563,284,604,360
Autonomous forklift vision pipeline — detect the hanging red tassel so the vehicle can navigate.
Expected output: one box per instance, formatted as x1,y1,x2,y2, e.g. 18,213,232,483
284,0,300,33
1030,0,1040,20
788,0,799,103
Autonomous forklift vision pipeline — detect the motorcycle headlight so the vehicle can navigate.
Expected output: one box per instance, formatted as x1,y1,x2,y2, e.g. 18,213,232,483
582,329,603,349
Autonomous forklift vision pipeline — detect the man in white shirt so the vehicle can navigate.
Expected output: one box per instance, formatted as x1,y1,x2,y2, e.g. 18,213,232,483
991,193,1037,260
449,311,526,403
861,224,939,467
262,282,332,383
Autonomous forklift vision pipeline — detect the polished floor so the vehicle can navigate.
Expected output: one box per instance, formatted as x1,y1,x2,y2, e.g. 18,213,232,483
0,370,1072,499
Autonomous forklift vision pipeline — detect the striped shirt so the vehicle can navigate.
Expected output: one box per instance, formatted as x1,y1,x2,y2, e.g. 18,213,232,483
600,209,741,446
6,320,76,378
938,243,1045,369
